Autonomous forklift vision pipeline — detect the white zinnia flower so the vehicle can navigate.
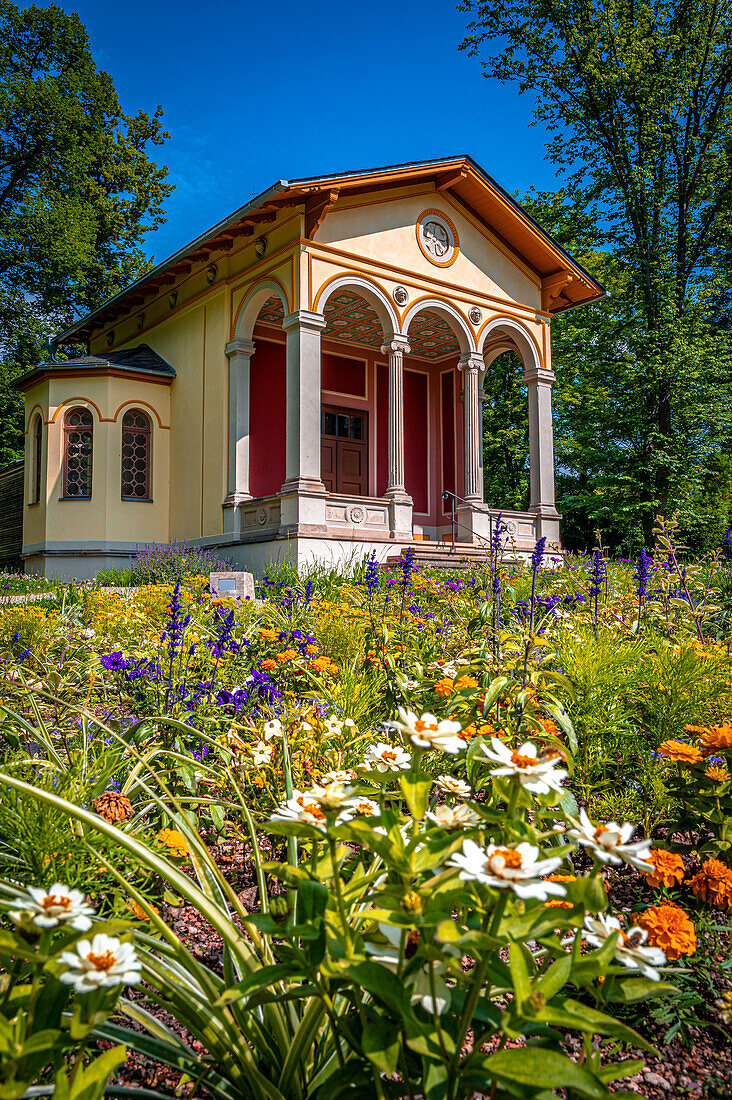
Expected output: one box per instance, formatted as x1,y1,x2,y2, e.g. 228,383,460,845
365,924,449,1014
9,884,94,931
480,738,568,796
271,785,354,829
59,933,141,992
319,769,355,784
351,796,379,817
426,804,478,830
568,809,653,871
448,839,565,900
363,742,412,772
583,913,666,981
435,775,471,798
392,710,464,754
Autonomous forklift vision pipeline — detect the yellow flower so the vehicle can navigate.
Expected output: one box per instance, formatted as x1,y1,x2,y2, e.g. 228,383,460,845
657,740,702,764
156,828,189,857
637,903,696,961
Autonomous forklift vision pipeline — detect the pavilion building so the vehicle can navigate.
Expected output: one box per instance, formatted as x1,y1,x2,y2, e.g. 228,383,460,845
17,156,603,578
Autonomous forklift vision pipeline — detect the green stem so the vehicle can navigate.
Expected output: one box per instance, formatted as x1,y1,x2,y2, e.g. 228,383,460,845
328,836,352,954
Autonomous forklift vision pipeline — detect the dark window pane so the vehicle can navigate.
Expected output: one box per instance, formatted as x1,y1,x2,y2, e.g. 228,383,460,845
350,416,364,440
337,415,349,437
322,411,336,435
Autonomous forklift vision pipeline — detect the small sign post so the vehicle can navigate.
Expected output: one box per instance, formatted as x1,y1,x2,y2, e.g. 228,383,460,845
209,571,255,601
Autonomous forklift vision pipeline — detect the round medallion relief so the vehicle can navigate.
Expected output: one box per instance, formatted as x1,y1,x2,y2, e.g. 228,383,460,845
416,209,459,268
256,507,268,525
393,285,409,306
349,505,365,525
505,519,519,536
469,306,482,325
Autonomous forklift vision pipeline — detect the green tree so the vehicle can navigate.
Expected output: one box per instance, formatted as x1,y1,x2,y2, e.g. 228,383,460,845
0,1,172,461
481,350,530,511
462,0,732,546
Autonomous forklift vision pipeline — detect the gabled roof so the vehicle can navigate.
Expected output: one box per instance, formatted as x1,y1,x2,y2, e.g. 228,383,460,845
54,155,605,347
15,344,176,390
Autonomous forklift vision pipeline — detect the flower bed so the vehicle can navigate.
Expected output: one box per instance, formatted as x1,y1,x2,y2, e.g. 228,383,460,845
0,525,730,1098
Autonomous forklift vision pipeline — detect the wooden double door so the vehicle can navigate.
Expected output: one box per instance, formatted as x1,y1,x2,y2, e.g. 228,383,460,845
321,405,368,496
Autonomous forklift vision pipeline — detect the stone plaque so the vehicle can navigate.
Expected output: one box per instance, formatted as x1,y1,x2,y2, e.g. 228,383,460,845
210,571,255,601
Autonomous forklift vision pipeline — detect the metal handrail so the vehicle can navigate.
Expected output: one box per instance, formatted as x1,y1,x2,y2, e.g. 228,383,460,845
441,490,494,551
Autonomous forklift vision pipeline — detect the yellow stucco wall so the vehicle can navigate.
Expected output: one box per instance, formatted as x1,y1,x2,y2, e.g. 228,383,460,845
22,375,170,549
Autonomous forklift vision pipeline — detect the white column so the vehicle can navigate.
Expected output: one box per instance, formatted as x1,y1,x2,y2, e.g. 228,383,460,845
381,334,413,539
223,338,254,537
525,356,561,544
456,353,489,544
224,338,254,501
459,353,485,503
280,309,327,535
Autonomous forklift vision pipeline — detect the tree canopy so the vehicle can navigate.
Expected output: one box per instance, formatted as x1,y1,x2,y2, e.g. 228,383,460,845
0,0,172,465
463,0,732,548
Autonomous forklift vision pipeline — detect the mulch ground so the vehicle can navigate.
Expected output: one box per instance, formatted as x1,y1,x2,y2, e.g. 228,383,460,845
110,837,732,1099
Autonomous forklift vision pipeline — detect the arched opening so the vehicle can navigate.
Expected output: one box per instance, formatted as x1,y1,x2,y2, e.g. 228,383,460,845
121,409,152,500
248,293,288,498
402,303,468,535
481,349,529,509
62,407,93,500
30,414,42,504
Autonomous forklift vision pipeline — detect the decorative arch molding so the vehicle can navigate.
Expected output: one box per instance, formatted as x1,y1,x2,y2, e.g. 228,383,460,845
49,397,104,424
477,315,543,374
233,277,291,341
314,273,400,339
111,399,168,429
402,296,476,356
25,403,46,433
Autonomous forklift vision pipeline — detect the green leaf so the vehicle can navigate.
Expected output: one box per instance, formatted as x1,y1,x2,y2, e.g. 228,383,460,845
603,978,677,1003
361,1016,400,1075
399,771,432,820
478,1047,611,1098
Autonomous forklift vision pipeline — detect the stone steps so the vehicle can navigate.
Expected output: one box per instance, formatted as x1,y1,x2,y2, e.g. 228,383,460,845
386,542,493,571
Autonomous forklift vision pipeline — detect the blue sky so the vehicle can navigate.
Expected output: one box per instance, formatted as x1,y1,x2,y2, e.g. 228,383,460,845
48,0,557,263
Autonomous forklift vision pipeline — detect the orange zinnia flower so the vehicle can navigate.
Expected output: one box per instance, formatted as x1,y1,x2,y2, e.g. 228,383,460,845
459,722,494,741
256,628,279,641
260,659,276,671
638,903,696,960
657,740,702,764
156,828,189,857
706,764,731,782
689,858,732,911
644,848,685,889
310,656,331,673
434,678,455,697
701,724,732,751
454,676,479,691
127,898,160,920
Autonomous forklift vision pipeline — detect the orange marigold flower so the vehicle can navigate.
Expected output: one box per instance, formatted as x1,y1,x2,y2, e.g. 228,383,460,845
545,899,574,909
275,649,299,663
256,628,279,641
706,764,731,782
537,717,560,737
305,644,319,655
644,848,685,889
637,903,697,961
93,790,133,823
454,676,479,690
311,656,331,673
689,858,732,911
434,678,455,697
156,828,189,857
260,659,276,671
701,724,732,751
657,740,702,764
459,722,494,741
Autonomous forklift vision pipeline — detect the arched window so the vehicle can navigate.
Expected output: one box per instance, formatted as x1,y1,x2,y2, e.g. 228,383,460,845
31,414,42,504
121,409,152,499
62,407,93,499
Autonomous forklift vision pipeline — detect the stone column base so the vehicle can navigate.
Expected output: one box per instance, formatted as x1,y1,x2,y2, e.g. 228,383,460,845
529,505,562,547
456,502,491,545
222,492,253,538
279,481,328,536
385,492,413,539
